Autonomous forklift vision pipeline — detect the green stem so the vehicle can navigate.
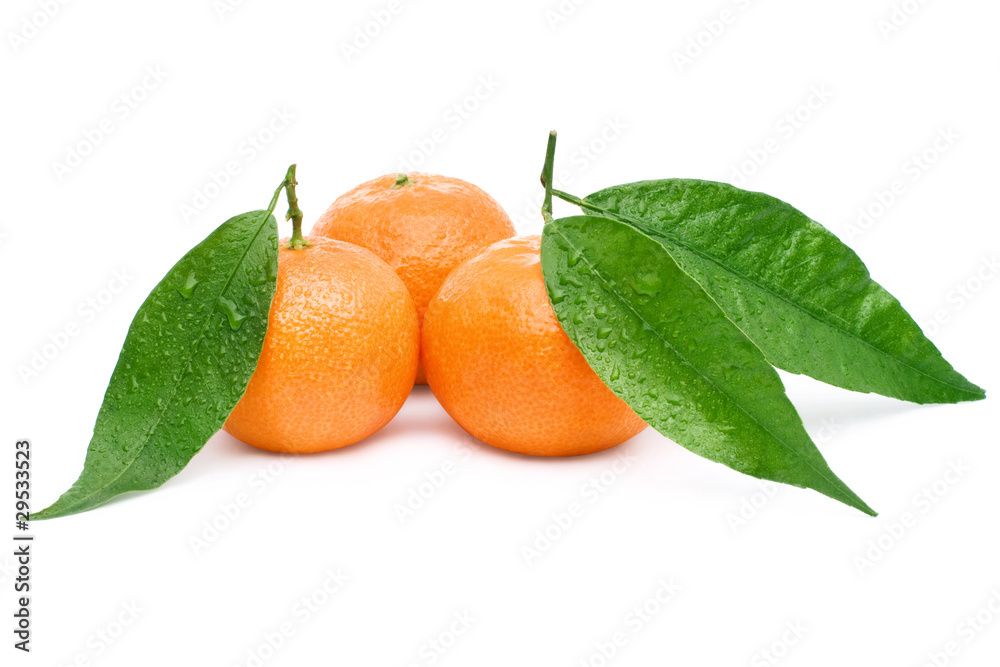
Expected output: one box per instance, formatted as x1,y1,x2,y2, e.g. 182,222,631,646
393,173,413,188
552,188,599,213
283,164,310,250
540,131,557,224
265,170,290,219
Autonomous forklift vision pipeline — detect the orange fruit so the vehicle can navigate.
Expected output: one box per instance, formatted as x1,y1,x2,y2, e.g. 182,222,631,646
312,172,516,384
421,236,647,457
224,236,419,453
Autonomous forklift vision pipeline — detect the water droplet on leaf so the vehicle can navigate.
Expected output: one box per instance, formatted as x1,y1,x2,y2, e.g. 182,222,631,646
176,271,199,298
217,297,246,330
630,271,663,298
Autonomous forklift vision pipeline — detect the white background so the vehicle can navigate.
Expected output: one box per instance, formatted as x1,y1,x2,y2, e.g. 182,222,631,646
2,1,999,665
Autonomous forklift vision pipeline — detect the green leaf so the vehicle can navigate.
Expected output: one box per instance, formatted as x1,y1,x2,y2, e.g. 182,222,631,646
561,180,984,405
34,210,279,519
541,215,876,515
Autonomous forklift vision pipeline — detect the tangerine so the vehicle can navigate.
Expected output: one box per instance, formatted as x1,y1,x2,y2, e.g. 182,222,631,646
421,236,646,456
312,172,515,383
224,236,418,453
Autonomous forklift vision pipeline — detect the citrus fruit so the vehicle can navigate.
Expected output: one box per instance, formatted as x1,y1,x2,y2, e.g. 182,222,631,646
224,236,419,453
312,172,516,383
421,235,647,457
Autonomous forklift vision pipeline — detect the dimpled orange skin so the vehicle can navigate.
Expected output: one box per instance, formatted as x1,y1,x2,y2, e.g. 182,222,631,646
422,236,647,457
224,236,419,453
311,173,516,384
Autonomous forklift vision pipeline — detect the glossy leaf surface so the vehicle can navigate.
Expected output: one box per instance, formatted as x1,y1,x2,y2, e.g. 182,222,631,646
569,180,984,404
541,215,875,515
35,210,279,519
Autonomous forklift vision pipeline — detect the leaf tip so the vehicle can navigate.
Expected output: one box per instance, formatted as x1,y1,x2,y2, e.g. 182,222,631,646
843,492,877,517
29,507,57,521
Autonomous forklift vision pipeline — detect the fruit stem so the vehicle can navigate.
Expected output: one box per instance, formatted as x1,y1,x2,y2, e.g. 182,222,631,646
540,130,557,224
283,164,310,250
393,173,413,188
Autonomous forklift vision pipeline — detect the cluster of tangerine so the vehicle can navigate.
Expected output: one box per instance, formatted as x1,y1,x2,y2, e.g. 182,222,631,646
224,171,645,457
